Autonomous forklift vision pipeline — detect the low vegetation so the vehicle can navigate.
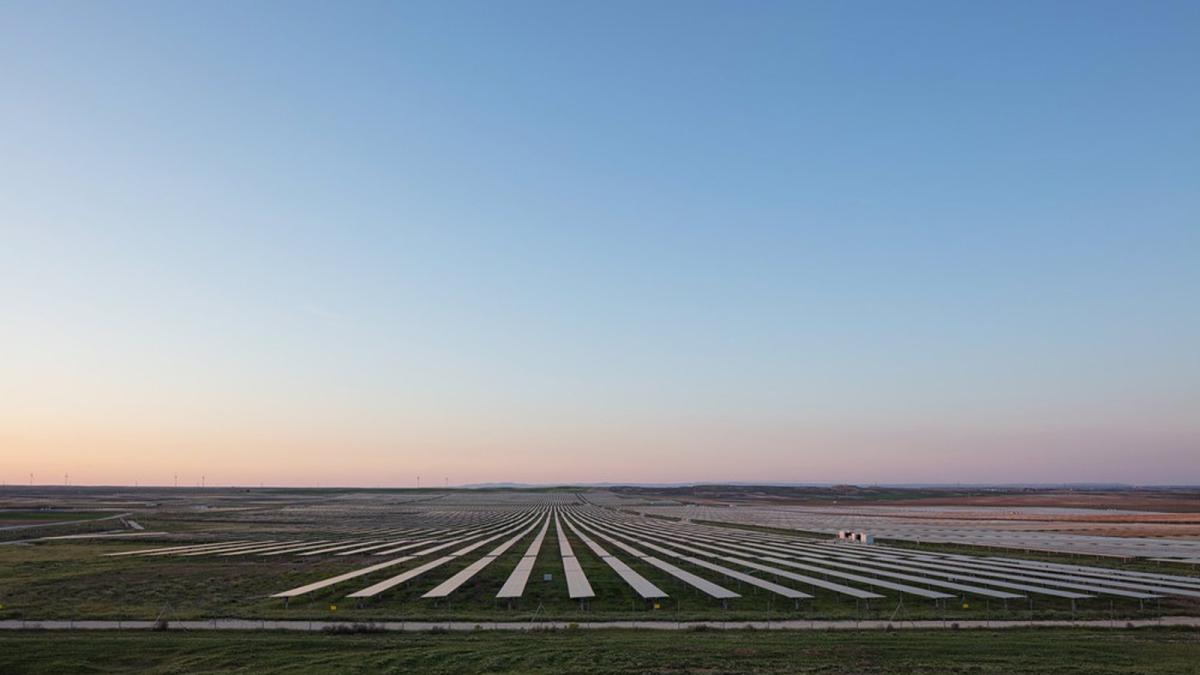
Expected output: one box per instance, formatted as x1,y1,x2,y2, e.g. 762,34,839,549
2,627,1197,673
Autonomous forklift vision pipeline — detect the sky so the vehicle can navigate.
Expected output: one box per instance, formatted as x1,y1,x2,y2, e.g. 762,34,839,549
2,1,1198,487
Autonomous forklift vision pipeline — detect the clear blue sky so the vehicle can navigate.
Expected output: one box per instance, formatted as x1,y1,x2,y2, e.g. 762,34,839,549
2,1,1197,486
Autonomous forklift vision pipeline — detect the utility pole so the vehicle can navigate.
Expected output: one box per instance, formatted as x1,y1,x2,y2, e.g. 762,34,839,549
417,475,421,489
201,475,205,488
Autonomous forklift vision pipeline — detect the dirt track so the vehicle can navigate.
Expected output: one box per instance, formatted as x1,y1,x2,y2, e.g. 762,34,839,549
4,616,1200,632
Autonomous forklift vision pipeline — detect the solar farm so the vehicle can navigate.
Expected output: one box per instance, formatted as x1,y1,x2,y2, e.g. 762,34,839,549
2,487,1199,626
629,501,1200,560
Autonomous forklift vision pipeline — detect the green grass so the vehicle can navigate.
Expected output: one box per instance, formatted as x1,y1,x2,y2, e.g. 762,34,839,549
2,628,1198,674
0,511,111,524
0,542,363,620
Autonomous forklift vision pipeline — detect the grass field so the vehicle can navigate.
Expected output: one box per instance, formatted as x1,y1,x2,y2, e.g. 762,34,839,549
0,511,111,525
1,628,1198,673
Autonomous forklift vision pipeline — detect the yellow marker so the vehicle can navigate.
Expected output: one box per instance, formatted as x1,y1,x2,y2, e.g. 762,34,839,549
962,603,969,609
653,603,660,609
330,604,337,612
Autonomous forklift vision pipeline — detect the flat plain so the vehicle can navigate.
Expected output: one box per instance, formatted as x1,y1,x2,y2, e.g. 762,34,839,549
2,485,1199,673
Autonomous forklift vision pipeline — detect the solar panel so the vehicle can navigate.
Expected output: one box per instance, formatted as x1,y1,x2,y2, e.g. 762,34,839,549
298,540,387,556
497,515,551,599
554,512,596,599
571,518,815,601
218,541,329,556
590,518,883,599
423,519,541,598
258,541,346,556
176,540,283,556
566,514,737,599
348,514,543,599
347,555,456,598
103,540,253,557
566,515,655,593
272,555,417,598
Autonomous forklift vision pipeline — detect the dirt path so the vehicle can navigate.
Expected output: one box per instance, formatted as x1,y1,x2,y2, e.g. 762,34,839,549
2,616,1198,632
